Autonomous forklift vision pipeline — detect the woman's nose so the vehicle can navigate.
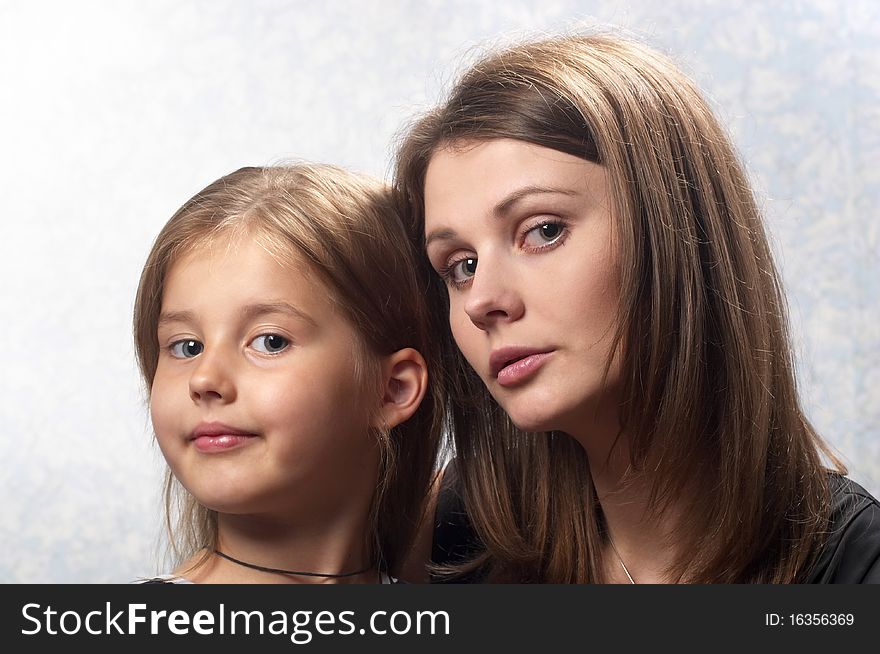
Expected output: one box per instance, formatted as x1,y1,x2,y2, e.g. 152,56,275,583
463,259,525,331
188,349,237,404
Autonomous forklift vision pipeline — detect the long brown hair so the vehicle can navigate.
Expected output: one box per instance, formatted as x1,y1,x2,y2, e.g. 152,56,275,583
133,164,444,574
394,34,842,582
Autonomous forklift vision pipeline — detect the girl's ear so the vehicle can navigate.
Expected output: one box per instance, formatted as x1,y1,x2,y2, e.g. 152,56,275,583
374,348,428,429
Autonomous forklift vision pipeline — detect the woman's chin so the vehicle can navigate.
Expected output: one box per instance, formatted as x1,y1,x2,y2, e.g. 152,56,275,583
502,404,562,434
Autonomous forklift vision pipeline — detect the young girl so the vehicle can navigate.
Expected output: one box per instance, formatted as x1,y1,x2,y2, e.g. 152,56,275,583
133,164,443,583
395,34,880,583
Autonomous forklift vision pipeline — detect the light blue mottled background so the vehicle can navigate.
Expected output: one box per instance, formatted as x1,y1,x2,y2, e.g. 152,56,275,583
0,0,877,582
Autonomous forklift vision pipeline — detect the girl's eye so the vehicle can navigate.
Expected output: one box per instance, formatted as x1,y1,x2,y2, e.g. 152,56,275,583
443,256,478,286
169,339,203,358
250,334,289,354
523,221,566,248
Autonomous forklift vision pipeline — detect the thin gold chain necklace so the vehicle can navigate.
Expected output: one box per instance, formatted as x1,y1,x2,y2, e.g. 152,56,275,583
607,536,636,584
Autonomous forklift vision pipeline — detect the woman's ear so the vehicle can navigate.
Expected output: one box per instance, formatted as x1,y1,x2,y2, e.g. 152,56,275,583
374,348,428,429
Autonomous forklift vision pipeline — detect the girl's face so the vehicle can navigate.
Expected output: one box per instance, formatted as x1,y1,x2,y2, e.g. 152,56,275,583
151,235,379,519
423,138,621,436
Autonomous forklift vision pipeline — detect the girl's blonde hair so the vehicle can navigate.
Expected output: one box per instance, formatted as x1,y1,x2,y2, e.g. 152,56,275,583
394,34,842,582
134,164,444,573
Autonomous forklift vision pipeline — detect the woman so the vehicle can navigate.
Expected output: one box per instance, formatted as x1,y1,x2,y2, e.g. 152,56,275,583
395,34,880,583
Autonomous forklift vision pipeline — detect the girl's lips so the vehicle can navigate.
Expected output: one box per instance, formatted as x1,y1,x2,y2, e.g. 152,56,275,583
496,351,553,387
192,433,257,453
190,422,258,453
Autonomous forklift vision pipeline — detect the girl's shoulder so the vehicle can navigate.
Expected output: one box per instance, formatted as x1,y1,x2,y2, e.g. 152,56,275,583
805,473,880,583
132,574,194,584
134,573,396,584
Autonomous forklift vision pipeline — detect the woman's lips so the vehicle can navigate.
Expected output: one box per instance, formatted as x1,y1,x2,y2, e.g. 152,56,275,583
489,347,554,388
190,422,258,453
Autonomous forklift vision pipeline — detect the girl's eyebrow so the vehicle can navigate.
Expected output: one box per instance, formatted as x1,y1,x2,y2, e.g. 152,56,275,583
157,310,195,327
157,302,316,328
240,301,317,327
425,185,579,248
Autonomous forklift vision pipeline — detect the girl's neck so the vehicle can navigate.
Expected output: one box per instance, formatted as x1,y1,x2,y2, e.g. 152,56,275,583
178,511,378,584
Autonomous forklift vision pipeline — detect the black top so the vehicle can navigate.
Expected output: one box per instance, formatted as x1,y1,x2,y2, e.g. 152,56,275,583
804,473,880,583
432,466,880,583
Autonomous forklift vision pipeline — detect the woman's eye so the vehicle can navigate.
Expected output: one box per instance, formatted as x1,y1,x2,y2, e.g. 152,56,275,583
523,221,565,248
250,334,289,354
447,256,478,285
169,340,203,358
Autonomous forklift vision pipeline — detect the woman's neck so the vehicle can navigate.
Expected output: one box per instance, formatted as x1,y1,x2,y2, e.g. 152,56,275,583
590,461,679,584
177,510,378,584
569,415,682,584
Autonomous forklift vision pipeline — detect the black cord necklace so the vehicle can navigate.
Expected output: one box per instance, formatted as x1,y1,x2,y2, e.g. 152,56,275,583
212,549,373,579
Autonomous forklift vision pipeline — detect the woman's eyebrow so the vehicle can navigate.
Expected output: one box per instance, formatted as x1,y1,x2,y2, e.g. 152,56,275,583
493,185,579,217
425,186,580,248
424,228,457,249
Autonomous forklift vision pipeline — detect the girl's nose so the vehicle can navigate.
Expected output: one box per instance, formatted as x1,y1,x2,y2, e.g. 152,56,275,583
188,349,237,404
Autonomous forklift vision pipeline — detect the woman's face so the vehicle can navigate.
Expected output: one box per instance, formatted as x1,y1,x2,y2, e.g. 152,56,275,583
423,138,621,435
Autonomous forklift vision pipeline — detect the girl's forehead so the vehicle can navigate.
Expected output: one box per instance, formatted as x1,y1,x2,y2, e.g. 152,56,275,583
171,227,246,266
172,227,313,277
162,239,320,317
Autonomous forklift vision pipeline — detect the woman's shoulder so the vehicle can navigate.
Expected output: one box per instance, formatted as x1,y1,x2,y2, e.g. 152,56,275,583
805,473,880,583
431,460,487,582
433,461,473,559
